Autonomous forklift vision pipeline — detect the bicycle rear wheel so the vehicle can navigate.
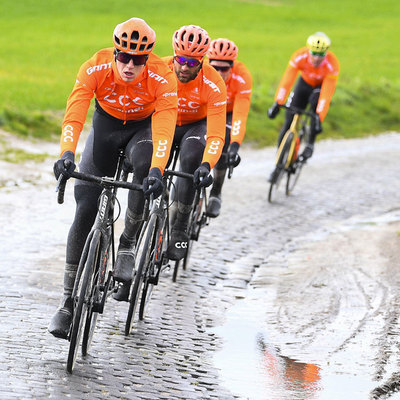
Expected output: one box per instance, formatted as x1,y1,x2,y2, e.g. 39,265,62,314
81,231,103,356
67,231,99,373
125,214,156,335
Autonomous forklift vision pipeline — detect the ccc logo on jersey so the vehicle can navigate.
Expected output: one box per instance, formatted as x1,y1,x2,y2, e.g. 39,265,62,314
178,97,200,109
104,93,145,107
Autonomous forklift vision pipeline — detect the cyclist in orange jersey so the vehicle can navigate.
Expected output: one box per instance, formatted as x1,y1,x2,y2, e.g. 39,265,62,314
268,32,340,165
206,38,252,218
162,25,227,260
49,17,178,338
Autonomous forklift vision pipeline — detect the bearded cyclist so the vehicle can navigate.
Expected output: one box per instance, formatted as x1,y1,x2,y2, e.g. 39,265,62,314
267,32,340,169
162,25,227,260
206,38,252,218
48,17,178,338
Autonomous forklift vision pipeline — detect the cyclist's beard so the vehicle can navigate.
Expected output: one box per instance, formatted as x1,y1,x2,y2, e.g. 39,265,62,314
175,65,201,83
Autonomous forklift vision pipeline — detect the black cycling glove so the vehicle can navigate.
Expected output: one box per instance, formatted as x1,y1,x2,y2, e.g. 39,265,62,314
53,151,76,180
193,162,213,188
227,142,241,168
143,167,164,198
268,102,280,119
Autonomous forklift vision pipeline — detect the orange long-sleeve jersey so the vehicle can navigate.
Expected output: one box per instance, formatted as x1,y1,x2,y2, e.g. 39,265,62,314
163,56,227,169
274,47,340,122
224,60,252,145
61,48,178,173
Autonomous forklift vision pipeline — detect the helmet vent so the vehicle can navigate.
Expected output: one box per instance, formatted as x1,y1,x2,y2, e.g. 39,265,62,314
131,31,139,41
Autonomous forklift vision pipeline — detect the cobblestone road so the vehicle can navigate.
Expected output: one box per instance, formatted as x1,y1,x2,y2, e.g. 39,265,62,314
0,132,399,399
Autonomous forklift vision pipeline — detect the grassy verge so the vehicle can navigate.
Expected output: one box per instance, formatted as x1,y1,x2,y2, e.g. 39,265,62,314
1,0,399,147
0,138,50,163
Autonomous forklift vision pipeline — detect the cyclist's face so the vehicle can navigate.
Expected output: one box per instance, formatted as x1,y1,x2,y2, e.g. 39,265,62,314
209,61,232,82
116,59,145,82
173,58,203,83
310,53,325,67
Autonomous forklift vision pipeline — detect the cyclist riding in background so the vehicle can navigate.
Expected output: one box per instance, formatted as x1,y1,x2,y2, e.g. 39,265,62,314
206,38,252,218
162,25,227,261
267,32,340,166
48,17,178,339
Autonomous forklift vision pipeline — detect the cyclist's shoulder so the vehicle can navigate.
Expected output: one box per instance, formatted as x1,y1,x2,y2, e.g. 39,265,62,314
199,63,226,95
87,48,114,64
148,53,172,72
76,48,114,79
290,46,309,61
325,51,340,68
231,60,252,83
233,59,250,73
146,53,176,85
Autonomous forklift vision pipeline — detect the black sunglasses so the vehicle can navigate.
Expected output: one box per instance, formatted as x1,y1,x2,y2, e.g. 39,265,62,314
211,65,231,72
115,51,148,66
174,56,202,68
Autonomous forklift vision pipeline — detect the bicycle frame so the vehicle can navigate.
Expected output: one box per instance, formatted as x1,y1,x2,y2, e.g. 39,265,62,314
268,105,316,202
70,154,127,311
56,150,143,372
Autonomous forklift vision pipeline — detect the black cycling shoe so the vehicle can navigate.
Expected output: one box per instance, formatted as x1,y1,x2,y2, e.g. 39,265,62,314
113,248,135,283
301,144,314,160
206,195,221,218
113,281,131,302
48,297,73,339
166,229,189,261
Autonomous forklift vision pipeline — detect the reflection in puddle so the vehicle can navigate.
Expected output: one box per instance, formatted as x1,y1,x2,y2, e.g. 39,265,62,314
257,334,321,399
211,297,323,399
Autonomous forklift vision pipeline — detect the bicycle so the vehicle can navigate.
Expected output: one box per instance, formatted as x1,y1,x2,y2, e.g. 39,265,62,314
172,183,209,282
268,105,316,203
56,150,142,373
124,168,194,335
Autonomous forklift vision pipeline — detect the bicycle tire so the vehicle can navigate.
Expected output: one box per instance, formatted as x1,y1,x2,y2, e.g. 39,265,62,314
172,260,180,282
66,233,98,373
139,215,163,320
268,132,294,203
125,214,156,335
286,161,304,196
81,231,102,356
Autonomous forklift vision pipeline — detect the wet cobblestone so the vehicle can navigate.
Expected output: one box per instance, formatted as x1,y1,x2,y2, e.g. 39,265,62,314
0,133,400,399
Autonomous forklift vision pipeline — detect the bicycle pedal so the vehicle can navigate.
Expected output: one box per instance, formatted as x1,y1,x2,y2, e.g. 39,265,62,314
148,276,159,285
92,302,103,313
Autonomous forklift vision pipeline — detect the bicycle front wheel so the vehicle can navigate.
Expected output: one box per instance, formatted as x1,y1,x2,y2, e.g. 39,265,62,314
268,132,293,203
82,231,103,356
125,214,157,335
139,213,165,320
67,231,100,373
286,161,304,196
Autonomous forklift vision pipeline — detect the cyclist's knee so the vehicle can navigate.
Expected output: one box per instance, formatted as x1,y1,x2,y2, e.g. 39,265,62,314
215,152,228,169
180,149,202,173
74,184,100,221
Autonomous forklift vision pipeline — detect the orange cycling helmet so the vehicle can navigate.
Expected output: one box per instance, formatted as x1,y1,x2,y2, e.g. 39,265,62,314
113,17,156,55
208,38,238,61
172,25,210,58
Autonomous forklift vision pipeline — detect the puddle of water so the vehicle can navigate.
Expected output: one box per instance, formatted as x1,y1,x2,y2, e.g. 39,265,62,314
211,289,377,400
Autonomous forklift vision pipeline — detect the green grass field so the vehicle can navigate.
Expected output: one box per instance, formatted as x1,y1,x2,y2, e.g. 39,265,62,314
0,0,399,146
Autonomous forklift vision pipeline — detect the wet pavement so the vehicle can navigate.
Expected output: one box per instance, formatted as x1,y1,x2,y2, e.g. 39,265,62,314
1,132,400,399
